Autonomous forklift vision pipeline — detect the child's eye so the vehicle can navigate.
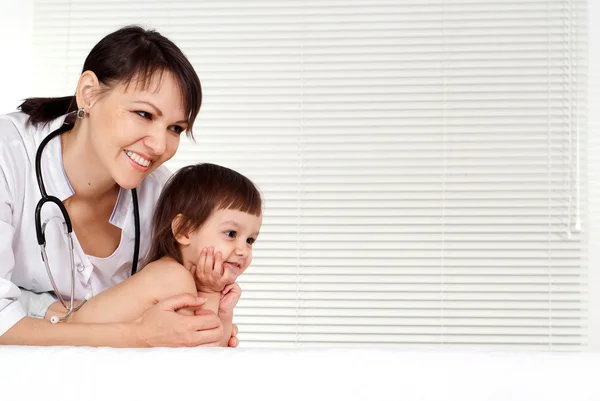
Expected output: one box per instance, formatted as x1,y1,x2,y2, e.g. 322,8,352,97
247,237,256,245
225,231,236,238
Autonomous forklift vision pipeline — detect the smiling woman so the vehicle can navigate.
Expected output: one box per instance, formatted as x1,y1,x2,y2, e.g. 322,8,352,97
59,69,189,190
0,25,239,348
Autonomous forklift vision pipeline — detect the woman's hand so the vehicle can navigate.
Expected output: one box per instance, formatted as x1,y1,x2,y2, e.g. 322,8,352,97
134,293,224,347
194,309,240,347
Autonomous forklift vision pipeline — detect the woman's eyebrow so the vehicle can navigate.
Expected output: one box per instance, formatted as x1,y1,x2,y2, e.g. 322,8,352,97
132,100,187,124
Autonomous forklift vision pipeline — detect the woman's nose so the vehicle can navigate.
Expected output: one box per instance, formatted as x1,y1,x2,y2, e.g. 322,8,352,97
144,131,167,156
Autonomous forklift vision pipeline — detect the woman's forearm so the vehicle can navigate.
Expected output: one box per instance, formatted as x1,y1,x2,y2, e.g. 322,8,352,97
0,316,142,347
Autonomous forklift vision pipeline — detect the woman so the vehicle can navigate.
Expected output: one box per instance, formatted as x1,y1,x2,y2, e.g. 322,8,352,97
0,25,239,347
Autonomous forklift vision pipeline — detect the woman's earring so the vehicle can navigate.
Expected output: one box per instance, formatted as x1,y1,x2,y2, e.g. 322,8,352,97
77,108,88,119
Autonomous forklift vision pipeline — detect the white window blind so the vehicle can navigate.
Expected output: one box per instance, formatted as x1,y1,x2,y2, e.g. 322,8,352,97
31,0,589,351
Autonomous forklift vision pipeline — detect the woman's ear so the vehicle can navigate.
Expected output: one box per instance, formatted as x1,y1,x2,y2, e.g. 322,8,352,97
172,214,192,245
75,70,101,112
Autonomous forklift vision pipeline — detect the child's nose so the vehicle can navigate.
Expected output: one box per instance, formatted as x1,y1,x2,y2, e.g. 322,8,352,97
235,243,248,256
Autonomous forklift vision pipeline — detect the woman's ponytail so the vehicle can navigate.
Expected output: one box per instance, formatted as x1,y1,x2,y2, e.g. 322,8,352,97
18,96,77,126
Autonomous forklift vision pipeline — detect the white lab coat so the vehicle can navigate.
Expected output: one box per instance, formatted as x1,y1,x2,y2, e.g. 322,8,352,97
0,111,173,336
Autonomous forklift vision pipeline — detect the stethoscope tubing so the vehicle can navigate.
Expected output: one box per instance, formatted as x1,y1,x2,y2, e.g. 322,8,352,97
34,121,140,323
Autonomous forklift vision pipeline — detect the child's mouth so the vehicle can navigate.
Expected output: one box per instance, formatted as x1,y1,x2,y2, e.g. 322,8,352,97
223,262,241,270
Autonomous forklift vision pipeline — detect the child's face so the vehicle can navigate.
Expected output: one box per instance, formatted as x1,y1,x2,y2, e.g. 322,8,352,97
182,208,262,281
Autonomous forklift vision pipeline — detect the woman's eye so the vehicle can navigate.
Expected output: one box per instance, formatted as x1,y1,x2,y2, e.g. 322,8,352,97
225,231,236,238
135,111,152,120
169,125,184,135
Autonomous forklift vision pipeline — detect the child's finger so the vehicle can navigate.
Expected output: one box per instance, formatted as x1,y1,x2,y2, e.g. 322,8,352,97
228,336,239,348
222,283,235,295
204,247,214,275
214,251,223,277
197,248,207,277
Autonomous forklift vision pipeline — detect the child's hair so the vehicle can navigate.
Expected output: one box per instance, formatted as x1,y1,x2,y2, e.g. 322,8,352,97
146,163,263,265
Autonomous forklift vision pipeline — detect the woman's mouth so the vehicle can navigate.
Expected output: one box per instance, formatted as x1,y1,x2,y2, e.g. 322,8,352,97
125,150,152,169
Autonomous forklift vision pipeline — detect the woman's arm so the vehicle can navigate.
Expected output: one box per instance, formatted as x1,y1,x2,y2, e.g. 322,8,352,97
0,293,223,347
0,256,228,348
0,316,140,347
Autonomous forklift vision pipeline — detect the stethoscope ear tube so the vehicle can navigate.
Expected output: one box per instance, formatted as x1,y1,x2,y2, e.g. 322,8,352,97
35,123,73,200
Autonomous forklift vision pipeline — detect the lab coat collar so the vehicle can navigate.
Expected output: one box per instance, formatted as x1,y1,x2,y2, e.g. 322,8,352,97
112,186,137,238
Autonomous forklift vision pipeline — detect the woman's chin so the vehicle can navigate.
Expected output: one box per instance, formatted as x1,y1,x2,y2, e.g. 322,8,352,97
112,157,155,189
114,173,146,190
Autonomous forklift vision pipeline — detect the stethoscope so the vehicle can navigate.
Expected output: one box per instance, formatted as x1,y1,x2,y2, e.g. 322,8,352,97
34,121,141,323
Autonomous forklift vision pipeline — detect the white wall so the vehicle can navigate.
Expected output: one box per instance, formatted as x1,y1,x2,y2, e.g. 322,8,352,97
587,0,600,351
0,0,34,113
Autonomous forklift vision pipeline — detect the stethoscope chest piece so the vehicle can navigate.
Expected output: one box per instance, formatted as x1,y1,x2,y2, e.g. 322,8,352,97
36,199,86,323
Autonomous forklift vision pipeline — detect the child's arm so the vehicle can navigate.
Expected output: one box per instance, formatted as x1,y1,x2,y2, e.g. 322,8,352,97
191,248,239,346
218,311,234,347
195,291,221,316
217,283,242,346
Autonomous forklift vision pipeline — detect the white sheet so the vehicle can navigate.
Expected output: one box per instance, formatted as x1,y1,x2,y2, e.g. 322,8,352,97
0,346,599,401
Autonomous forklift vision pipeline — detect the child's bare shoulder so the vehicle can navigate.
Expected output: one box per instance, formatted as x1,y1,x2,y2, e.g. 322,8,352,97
140,257,191,281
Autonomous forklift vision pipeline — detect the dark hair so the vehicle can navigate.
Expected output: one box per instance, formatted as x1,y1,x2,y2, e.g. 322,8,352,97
18,25,202,138
146,163,263,265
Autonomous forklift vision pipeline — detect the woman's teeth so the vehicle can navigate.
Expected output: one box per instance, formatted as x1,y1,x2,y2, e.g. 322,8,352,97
125,151,151,167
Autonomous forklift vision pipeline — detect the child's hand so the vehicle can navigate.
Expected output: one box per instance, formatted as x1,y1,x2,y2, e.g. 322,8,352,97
219,283,242,315
228,324,239,347
191,247,236,293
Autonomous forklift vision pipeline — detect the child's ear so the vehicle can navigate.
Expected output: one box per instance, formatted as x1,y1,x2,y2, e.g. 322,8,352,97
172,214,192,245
